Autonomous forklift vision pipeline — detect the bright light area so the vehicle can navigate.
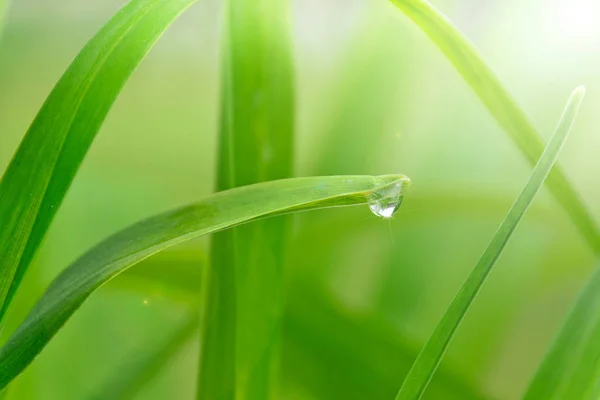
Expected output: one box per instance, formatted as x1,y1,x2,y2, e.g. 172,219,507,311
554,0,600,45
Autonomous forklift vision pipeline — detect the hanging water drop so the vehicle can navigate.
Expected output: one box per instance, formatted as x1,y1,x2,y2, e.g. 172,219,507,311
368,179,408,219
369,195,403,218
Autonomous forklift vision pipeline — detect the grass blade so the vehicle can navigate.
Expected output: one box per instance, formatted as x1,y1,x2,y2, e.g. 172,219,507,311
388,0,600,254
0,174,410,390
523,265,600,400
198,0,295,397
394,87,585,400
313,8,412,176
0,0,198,324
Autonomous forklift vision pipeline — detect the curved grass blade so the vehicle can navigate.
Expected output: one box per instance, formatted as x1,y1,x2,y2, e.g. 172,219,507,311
0,174,410,390
388,0,600,254
0,0,198,324
523,265,600,400
199,0,295,397
394,87,585,400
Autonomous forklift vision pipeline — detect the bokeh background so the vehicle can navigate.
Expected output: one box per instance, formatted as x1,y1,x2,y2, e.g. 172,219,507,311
1,0,599,398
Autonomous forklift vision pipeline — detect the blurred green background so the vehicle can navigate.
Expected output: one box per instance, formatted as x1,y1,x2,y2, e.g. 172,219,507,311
1,0,599,399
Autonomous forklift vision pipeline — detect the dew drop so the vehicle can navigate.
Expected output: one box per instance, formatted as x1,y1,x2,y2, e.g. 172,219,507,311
369,181,405,219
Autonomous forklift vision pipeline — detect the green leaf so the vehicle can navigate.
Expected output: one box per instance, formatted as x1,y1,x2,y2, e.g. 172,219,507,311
523,265,600,400
388,0,600,254
198,0,295,398
394,87,585,400
0,174,410,390
0,0,198,325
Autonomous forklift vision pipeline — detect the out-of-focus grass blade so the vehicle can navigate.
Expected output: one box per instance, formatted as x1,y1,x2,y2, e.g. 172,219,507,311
0,0,9,36
92,314,199,400
199,0,294,398
388,0,600,254
106,255,488,400
313,7,413,175
0,174,410,390
523,265,600,400
0,0,198,324
284,284,488,400
394,87,585,400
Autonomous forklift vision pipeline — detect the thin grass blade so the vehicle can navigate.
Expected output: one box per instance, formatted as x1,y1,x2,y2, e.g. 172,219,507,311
0,174,410,390
0,0,198,324
394,87,585,400
388,0,600,254
198,0,295,397
523,264,600,400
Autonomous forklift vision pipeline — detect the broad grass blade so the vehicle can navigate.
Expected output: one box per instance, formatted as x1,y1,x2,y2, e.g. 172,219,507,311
199,0,295,398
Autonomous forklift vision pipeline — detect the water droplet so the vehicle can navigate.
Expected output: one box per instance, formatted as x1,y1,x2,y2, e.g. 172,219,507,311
369,181,405,219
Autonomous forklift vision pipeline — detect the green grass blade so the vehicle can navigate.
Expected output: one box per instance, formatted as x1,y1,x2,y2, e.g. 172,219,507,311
199,0,295,398
0,0,197,324
388,0,600,254
523,265,600,400
394,87,585,400
0,174,410,390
